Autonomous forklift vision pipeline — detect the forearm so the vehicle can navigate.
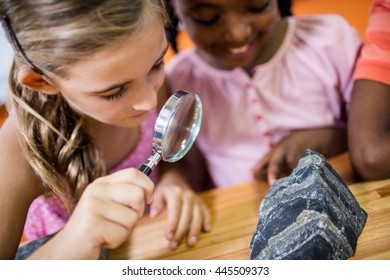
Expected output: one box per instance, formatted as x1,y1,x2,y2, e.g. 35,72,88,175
290,127,347,157
348,79,390,180
26,232,100,260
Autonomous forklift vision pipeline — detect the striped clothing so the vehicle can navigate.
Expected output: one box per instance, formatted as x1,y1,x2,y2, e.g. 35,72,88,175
354,0,390,85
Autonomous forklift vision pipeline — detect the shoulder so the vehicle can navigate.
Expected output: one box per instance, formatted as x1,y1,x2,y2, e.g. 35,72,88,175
0,117,44,258
290,14,361,45
0,117,43,202
280,14,362,68
165,49,197,73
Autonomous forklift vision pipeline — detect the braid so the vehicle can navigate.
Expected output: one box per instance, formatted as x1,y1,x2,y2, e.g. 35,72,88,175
9,62,106,211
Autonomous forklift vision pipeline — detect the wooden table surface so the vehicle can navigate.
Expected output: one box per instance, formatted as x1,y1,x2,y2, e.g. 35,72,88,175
108,153,390,260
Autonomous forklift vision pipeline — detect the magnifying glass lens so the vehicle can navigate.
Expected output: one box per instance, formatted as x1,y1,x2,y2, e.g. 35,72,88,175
162,94,199,161
140,90,202,176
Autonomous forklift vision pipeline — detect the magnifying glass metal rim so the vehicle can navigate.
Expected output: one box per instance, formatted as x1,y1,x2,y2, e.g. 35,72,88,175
139,90,202,175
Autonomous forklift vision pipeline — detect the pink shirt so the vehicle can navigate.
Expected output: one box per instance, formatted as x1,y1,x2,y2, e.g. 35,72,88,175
166,15,362,188
353,0,390,85
23,111,159,241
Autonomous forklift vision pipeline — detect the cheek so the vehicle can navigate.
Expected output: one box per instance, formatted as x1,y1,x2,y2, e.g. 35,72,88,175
62,93,123,122
88,102,131,125
182,21,209,44
189,28,214,49
256,10,279,31
58,85,133,125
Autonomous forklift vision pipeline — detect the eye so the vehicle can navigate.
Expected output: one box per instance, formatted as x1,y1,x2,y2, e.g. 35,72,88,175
151,59,165,71
101,85,127,101
192,16,219,26
248,1,270,13
190,8,219,26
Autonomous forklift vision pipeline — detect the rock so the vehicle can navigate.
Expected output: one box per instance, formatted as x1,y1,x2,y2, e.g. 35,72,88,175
250,150,367,260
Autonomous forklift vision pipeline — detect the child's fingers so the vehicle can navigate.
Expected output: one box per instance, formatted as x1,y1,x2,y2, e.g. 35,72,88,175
186,204,202,247
93,212,138,249
164,187,182,241
170,195,193,249
96,168,155,204
201,204,212,232
98,209,139,249
97,198,140,231
149,188,165,217
64,196,140,254
84,182,147,218
267,149,286,185
252,152,271,180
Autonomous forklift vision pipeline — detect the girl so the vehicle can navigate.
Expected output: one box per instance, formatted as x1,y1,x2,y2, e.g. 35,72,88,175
0,0,210,259
165,0,362,187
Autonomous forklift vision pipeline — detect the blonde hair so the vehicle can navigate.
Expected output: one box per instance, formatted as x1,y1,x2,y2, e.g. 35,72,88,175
1,0,167,211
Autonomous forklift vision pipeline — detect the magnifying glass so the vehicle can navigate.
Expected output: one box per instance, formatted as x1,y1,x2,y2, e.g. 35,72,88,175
139,90,202,176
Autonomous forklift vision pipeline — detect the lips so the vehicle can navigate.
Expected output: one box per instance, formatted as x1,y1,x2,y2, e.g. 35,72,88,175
219,39,256,60
226,44,251,55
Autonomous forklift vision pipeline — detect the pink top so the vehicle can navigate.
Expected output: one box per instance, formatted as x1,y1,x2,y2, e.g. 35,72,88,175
166,15,362,188
23,111,159,241
353,0,390,85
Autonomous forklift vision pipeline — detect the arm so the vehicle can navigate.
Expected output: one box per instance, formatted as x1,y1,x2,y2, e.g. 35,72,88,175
348,0,390,180
28,168,155,259
252,127,347,185
1,117,155,259
348,79,390,180
0,118,44,259
151,80,211,249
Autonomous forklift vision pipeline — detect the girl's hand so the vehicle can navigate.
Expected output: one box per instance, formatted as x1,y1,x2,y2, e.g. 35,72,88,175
34,168,154,259
149,170,211,250
252,128,347,185
252,136,303,186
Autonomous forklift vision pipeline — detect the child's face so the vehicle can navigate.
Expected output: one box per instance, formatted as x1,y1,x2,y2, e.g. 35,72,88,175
172,0,279,70
53,20,168,128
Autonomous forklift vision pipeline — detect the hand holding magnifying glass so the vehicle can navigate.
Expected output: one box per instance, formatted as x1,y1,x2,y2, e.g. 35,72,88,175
139,90,202,175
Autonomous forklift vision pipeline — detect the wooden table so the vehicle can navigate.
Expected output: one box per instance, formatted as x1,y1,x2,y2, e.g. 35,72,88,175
108,153,390,260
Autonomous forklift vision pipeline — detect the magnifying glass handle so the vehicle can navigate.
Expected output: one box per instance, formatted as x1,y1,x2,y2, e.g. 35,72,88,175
139,152,162,176
139,164,153,176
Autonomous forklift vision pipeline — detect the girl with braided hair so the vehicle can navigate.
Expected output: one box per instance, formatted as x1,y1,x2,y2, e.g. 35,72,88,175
0,0,210,259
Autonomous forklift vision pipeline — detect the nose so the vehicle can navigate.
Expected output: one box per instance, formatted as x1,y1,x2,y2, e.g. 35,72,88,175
222,14,252,43
133,83,158,111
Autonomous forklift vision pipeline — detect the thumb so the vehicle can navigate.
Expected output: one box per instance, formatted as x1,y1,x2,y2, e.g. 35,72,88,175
252,152,271,180
267,150,285,186
267,161,279,186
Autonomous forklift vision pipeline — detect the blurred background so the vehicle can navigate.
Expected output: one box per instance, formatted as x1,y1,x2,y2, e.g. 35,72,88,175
0,0,372,126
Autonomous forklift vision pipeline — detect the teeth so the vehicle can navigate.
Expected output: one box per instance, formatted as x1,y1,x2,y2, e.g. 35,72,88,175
228,44,250,54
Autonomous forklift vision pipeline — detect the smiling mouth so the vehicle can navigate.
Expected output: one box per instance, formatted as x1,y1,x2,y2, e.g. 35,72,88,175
227,44,251,54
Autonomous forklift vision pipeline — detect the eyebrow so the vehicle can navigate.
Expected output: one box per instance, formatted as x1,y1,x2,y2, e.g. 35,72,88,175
90,44,169,94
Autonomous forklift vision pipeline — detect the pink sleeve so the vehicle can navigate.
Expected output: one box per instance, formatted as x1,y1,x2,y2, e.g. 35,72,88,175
354,0,390,85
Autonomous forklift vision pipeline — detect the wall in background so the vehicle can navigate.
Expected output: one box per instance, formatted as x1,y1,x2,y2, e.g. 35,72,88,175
293,0,371,40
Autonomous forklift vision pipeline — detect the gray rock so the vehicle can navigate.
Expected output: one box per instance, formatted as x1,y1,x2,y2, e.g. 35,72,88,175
250,150,367,260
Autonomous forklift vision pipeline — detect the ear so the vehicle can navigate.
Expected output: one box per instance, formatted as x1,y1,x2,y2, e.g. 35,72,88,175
17,68,59,95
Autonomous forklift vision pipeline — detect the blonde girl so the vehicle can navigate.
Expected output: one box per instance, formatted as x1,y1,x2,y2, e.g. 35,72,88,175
0,0,210,259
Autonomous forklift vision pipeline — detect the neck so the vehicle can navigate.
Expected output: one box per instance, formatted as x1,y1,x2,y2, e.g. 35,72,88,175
246,19,288,72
